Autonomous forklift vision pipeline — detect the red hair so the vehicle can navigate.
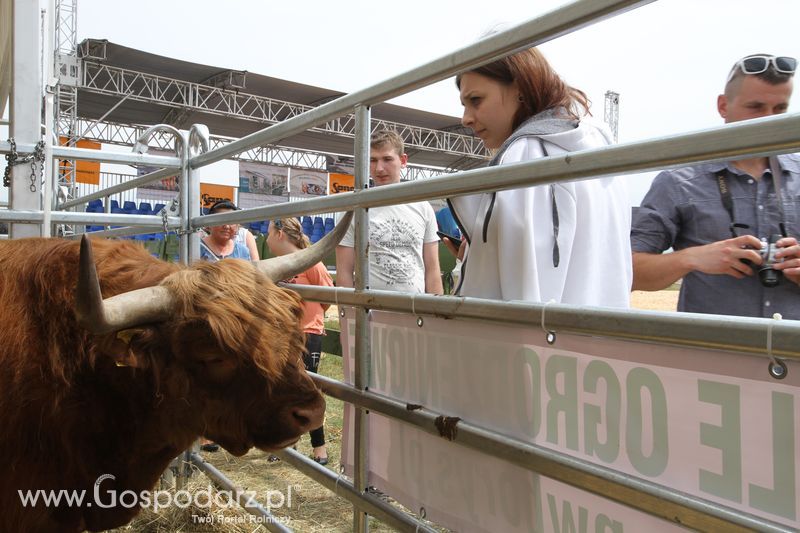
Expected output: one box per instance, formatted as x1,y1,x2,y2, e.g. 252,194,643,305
457,47,590,129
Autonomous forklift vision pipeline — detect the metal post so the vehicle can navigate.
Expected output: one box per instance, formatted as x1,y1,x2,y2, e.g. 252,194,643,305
103,195,110,230
178,137,190,263
9,0,42,238
352,104,371,533
41,0,56,237
186,141,200,264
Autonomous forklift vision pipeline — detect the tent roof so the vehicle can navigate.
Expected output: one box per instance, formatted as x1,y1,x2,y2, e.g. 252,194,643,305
76,40,482,169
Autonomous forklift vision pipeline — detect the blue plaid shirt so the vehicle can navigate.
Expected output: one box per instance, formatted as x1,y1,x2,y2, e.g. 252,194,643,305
631,153,800,319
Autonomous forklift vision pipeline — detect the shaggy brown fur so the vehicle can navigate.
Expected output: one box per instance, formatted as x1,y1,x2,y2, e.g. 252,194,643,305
0,237,325,532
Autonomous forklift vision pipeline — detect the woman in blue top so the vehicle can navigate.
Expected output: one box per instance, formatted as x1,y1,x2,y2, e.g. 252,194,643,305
198,199,250,453
200,200,251,261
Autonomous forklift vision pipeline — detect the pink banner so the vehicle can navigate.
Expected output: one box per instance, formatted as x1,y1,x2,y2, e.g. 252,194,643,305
341,309,799,532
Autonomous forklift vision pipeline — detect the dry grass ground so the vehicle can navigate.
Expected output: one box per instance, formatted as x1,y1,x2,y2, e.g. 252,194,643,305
112,290,679,532
630,287,680,312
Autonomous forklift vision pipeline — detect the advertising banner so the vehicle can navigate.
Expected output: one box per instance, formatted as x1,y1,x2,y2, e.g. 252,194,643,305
58,137,101,185
239,161,288,197
137,148,178,191
289,169,328,197
200,183,234,210
340,309,799,532
326,154,354,175
329,173,354,194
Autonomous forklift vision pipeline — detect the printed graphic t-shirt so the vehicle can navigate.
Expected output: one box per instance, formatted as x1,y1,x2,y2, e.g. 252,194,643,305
340,202,438,293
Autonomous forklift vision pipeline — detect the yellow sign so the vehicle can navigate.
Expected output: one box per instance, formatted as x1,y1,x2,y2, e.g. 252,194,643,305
329,173,355,194
200,183,235,209
59,138,101,185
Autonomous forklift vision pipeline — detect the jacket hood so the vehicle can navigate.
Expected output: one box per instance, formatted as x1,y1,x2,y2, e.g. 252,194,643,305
489,108,612,166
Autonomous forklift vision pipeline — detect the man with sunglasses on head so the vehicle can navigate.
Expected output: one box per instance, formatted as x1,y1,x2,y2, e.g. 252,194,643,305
631,54,800,318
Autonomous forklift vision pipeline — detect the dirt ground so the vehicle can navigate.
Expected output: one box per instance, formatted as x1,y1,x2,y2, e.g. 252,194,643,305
630,288,680,312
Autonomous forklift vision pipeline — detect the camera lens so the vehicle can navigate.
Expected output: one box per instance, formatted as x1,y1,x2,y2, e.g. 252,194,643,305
758,234,784,288
759,267,781,287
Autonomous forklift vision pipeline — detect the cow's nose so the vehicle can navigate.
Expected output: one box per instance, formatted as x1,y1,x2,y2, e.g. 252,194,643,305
291,404,325,432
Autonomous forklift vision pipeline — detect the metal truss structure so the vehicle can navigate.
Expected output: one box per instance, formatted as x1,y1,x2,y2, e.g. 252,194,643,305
81,61,487,162
50,10,459,219
74,119,449,181
54,0,79,234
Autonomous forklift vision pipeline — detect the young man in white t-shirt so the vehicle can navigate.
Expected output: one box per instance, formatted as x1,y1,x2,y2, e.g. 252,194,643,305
336,130,443,294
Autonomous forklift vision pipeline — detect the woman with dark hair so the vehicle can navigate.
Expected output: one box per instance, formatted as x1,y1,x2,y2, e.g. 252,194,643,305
200,200,251,261
448,47,631,306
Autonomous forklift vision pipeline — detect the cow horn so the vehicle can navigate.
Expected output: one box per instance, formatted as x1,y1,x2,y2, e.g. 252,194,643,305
75,236,176,335
255,211,353,281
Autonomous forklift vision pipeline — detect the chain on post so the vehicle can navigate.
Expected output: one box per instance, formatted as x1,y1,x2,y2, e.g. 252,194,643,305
3,139,17,187
30,141,45,192
150,137,194,237
3,138,46,191
168,150,202,237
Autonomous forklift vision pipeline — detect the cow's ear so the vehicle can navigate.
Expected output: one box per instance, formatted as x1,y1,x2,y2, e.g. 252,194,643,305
94,328,148,368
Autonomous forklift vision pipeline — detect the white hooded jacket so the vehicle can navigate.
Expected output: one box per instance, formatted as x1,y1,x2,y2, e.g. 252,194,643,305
448,112,632,307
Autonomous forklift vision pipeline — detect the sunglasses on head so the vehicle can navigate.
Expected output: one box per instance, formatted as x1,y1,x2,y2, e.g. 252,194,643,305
727,55,797,83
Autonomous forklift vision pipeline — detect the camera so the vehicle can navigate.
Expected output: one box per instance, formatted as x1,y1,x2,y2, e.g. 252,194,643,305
746,234,783,288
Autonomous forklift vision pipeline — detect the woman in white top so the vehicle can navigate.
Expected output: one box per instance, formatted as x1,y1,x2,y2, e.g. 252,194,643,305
447,46,631,307
235,226,260,260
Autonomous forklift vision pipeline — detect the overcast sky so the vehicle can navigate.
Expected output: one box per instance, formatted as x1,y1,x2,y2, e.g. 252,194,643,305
4,0,799,205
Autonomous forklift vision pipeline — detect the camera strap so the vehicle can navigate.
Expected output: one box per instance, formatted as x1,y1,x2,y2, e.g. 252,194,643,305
769,156,788,237
716,158,788,238
715,170,736,226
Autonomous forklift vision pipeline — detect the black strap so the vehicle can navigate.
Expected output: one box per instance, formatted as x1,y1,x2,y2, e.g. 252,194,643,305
769,156,788,237
551,183,560,267
482,192,495,243
717,165,788,238
716,170,736,224
481,140,559,267
540,141,560,267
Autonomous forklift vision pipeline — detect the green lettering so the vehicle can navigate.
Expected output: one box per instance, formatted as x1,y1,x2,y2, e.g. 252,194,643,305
584,360,621,463
370,325,388,391
546,355,579,450
387,327,405,397
547,494,588,533
698,380,742,502
512,347,542,438
595,514,623,533
749,391,796,520
626,368,669,476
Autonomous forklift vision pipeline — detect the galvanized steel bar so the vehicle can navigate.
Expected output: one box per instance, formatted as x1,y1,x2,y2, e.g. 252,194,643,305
0,209,179,227
195,113,800,229
352,104,371,533
314,375,794,533
178,141,190,263
0,141,36,155
188,452,292,533
276,449,437,533
64,226,166,240
185,149,201,263
59,166,178,209
190,0,654,169
51,145,182,167
287,285,800,359
41,0,56,238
